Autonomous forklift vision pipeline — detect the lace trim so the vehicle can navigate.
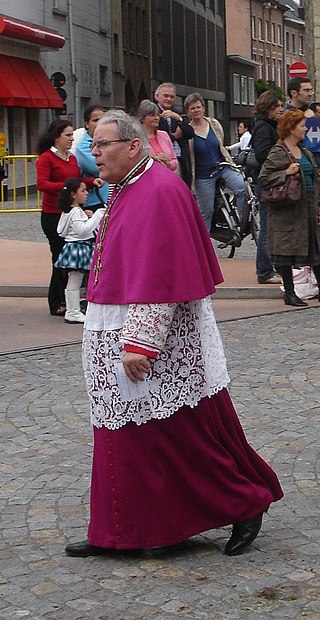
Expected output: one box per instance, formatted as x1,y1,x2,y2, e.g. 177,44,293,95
121,302,177,355
82,298,230,429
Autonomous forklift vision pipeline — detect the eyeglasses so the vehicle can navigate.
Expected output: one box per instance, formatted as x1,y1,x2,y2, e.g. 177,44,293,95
300,88,314,93
91,139,129,150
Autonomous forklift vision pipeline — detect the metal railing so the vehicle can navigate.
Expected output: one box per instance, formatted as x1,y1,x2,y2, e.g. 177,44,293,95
0,155,41,212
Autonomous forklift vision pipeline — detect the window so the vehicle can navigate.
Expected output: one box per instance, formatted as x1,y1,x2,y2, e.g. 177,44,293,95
258,55,263,79
251,15,256,39
265,21,270,42
285,31,290,52
272,58,276,82
136,7,141,53
113,34,120,71
248,77,255,105
52,0,67,14
292,33,295,53
266,57,270,80
299,35,304,54
277,60,282,85
99,65,109,95
142,9,147,55
128,3,135,51
99,0,108,32
258,17,263,40
241,75,248,105
272,22,276,44
277,24,282,46
233,73,240,104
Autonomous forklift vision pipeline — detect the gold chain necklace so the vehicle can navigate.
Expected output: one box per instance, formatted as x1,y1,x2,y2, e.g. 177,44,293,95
93,155,150,286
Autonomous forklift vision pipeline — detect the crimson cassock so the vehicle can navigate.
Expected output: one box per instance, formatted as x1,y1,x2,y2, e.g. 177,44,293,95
83,160,283,549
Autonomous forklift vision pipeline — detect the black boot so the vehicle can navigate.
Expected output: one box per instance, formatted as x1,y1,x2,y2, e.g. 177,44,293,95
277,265,308,307
284,292,308,307
225,513,263,556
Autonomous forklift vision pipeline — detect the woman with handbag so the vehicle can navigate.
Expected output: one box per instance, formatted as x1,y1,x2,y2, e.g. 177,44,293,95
259,109,320,306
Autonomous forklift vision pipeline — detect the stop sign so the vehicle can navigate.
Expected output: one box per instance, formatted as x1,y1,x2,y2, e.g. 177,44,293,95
289,61,308,78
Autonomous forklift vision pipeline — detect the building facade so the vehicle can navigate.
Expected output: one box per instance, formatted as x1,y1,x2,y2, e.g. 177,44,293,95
0,0,308,160
301,0,320,97
0,0,112,154
150,0,226,119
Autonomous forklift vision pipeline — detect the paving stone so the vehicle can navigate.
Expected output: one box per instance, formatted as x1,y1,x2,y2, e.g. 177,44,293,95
1,247,320,617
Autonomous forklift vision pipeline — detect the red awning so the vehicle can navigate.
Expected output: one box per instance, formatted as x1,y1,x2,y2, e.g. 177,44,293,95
0,16,65,48
0,55,64,109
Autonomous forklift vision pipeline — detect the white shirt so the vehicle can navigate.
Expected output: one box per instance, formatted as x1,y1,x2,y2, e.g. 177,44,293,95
229,130,251,154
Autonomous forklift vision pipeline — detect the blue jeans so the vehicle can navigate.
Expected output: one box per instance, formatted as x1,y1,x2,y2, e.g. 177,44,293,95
195,168,246,232
255,185,276,281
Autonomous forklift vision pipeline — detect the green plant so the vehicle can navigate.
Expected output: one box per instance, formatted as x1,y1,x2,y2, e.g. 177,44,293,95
255,79,285,103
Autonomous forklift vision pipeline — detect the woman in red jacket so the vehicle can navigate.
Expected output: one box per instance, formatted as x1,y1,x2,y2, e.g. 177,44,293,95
36,119,101,316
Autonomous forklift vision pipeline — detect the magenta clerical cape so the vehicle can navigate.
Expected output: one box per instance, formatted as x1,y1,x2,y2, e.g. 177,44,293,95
87,160,223,304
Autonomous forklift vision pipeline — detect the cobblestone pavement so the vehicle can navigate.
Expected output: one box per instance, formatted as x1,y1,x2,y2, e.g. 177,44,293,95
1,308,320,619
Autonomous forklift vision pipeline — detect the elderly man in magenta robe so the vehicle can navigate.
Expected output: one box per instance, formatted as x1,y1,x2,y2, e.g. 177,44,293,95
65,110,283,559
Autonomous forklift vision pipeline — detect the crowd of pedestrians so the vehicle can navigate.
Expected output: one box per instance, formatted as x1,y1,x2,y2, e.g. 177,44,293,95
36,76,320,318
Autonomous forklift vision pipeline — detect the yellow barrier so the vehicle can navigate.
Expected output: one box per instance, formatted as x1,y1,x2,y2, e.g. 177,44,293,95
0,155,41,212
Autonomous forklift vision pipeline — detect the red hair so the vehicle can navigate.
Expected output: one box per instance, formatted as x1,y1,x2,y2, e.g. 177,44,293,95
277,109,305,139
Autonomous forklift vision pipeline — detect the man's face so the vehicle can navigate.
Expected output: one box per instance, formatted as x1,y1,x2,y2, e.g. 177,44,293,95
85,108,105,137
294,82,313,106
92,122,132,183
155,86,176,110
315,105,320,117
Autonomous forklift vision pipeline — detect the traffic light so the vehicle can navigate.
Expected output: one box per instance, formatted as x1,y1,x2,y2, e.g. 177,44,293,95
51,72,67,113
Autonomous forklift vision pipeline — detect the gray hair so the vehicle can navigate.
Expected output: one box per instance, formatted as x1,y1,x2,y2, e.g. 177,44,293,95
137,100,159,122
155,82,176,96
97,110,149,152
184,92,205,111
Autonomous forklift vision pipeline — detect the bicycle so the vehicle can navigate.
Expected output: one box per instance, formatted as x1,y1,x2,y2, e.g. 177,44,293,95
209,161,260,258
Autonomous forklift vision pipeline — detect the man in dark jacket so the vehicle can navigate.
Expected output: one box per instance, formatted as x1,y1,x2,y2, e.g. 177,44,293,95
155,82,194,187
283,77,314,118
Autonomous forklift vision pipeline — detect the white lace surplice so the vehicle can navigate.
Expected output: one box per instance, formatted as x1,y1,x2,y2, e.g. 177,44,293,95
83,297,230,429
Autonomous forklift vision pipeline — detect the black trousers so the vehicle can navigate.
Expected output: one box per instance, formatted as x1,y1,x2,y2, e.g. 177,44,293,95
41,212,67,314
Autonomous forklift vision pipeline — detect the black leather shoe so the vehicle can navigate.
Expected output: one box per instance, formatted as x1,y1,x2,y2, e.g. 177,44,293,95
65,540,110,557
224,513,263,556
284,293,308,307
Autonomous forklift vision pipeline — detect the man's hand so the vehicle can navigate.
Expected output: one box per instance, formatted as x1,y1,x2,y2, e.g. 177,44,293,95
122,352,150,383
171,127,183,140
161,110,182,121
156,152,170,166
93,177,104,187
305,109,314,118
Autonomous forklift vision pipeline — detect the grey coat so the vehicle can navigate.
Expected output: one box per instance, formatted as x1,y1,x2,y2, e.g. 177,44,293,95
258,143,320,257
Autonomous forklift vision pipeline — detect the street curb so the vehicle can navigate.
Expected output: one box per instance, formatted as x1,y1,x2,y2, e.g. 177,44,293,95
0,284,283,300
